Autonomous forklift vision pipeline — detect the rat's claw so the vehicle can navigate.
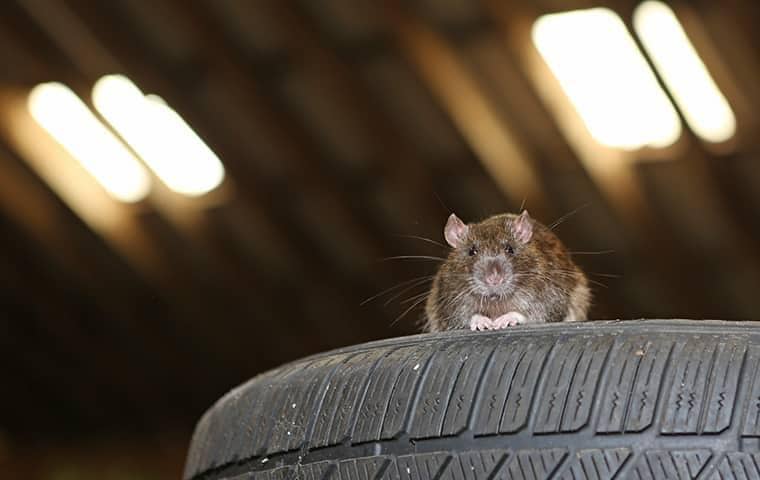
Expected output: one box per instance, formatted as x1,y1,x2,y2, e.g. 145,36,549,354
492,311,527,329
469,314,492,331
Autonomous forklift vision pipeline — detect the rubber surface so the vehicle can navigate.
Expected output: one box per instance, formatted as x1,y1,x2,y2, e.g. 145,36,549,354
184,320,760,479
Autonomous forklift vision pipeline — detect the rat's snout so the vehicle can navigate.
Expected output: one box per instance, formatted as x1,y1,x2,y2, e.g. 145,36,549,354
483,258,507,286
474,255,512,294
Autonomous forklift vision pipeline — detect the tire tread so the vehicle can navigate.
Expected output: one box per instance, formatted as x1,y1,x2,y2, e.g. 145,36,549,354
185,321,760,480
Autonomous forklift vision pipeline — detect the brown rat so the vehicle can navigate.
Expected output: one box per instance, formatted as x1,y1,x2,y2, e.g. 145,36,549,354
423,210,590,332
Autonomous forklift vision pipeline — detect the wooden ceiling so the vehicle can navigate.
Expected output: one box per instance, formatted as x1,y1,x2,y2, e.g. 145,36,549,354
2,0,760,453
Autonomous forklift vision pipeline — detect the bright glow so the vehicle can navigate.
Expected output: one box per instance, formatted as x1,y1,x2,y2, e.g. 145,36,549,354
634,1,736,143
532,8,681,150
92,75,225,197
27,82,150,202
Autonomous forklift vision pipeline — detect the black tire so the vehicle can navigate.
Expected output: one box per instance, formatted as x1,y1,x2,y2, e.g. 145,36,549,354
184,320,760,479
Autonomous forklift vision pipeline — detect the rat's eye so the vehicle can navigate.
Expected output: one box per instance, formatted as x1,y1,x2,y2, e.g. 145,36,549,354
468,245,478,256
504,244,515,254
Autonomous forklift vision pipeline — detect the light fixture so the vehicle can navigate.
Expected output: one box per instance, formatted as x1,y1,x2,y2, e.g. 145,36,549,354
532,7,682,150
27,82,151,203
634,1,736,144
92,74,225,197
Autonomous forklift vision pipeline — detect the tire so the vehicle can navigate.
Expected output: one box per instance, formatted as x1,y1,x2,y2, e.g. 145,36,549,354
184,320,760,479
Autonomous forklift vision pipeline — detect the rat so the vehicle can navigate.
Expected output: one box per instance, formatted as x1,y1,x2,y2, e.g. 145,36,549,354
423,210,590,332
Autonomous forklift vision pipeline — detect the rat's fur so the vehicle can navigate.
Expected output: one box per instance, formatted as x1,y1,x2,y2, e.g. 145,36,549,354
424,212,590,332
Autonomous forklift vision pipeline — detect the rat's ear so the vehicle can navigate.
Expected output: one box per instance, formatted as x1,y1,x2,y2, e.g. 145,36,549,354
511,210,533,244
444,213,469,248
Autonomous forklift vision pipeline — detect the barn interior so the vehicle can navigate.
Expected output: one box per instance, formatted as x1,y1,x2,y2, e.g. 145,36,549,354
2,0,759,478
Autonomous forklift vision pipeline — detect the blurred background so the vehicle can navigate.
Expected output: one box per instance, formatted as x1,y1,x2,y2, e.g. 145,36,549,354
1,0,759,477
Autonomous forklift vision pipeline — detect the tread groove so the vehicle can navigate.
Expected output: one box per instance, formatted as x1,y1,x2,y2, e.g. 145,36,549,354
654,340,680,435
486,450,510,480
525,337,559,434
398,346,437,439
431,455,452,480
697,344,720,435
729,345,748,440
437,355,469,437
346,347,398,441
372,458,390,480
557,342,584,434
370,348,415,442
299,353,358,454
621,341,646,433
466,344,499,432
494,348,526,434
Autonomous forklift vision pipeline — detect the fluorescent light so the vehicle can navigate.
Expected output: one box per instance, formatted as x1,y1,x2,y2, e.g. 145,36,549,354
92,75,225,197
27,82,151,203
532,8,682,150
634,1,736,143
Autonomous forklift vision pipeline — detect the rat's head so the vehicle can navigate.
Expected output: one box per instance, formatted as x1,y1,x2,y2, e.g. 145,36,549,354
443,210,537,298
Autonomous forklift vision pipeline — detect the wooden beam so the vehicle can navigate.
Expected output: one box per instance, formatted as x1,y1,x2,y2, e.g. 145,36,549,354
383,1,548,216
1,2,272,394
68,0,420,340
264,3,451,224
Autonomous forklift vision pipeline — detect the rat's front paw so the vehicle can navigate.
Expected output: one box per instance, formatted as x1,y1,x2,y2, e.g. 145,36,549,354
492,311,526,329
469,314,493,331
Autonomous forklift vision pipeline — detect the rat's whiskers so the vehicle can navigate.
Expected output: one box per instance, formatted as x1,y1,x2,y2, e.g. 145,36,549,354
390,295,429,327
379,255,447,263
360,275,435,306
383,278,434,307
391,233,448,249
548,203,590,231
568,249,616,256
400,290,432,305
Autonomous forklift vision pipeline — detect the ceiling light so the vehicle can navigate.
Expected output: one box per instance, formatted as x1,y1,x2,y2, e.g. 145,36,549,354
532,8,682,150
92,75,225,197
27,82,151,203
634,1,736,144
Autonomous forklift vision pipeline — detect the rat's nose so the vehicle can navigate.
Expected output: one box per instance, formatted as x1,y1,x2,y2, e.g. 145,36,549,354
484,261,505,286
